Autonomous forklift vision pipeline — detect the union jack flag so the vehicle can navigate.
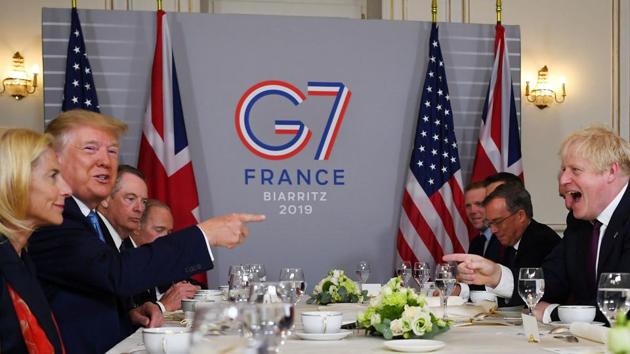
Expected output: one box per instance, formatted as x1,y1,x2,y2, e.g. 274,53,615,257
396,24,471,268
62,7,99,112
471,24,524,182
138,10,205,284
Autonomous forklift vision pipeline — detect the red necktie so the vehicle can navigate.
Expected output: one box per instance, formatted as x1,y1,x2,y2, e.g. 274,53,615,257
587,220,602,286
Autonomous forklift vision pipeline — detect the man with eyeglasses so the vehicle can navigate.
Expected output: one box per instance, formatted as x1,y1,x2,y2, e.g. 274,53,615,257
445,127,630,322
478,182,560,307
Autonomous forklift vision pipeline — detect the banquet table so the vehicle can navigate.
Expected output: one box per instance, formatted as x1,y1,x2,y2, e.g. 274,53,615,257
107,304,607,354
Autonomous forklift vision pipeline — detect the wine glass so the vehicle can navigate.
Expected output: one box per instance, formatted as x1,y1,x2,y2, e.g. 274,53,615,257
229,266,258,302
518,267,545,316
435,262,456,320
413,261,431,291
396,261,412,287
278,268,306,305
356,261,370,291
597,272,630,326
247,264,267,282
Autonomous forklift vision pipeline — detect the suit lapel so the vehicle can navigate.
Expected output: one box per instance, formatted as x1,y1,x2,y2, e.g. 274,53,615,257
598,186,630,272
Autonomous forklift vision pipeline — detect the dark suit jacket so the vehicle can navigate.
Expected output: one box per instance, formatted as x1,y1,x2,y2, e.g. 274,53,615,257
502,219,561,307
468,232,501,263
468,232,502,291
0,236,64,353
28,197,213,354
543,185,630,322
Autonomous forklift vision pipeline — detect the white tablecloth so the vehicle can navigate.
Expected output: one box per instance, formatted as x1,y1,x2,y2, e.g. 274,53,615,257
106,306,606,354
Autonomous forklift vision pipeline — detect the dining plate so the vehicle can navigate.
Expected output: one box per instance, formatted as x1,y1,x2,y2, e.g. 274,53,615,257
295,330,352,341
383,339,445,352
549,321,605,327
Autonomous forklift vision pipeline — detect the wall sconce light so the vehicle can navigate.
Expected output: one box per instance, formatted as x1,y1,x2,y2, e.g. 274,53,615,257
525,65,566,109
0,52,39,100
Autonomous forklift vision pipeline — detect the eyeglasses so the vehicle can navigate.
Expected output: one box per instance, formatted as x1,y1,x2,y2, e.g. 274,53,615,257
485,211,518,228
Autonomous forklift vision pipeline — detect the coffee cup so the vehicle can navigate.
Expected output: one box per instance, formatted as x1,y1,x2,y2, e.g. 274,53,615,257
143,327,190,354
558,305,596,323
301,311,342,333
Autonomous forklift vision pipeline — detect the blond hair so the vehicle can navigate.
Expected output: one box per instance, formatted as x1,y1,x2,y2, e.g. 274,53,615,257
45,109,128,151
560,126,630,176
0,129,53,236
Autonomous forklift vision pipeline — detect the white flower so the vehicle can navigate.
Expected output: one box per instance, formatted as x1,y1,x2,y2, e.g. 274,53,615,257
390,319,404,336
401,305,424,324
411,311,432,336
370,313,382,326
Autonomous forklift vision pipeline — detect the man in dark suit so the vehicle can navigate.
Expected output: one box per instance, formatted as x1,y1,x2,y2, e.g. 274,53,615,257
465,181,501,264
481,183,560,306
28,110,265,354
445,127,630,323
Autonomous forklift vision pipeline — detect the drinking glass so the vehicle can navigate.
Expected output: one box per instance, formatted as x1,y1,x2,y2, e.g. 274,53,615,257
188,303,247,354
278,268,306,305
229,267,258,302
597,272,630,326
240,303,293,353
248,282,282,304
396,261,412,287
518,267,545,316
356,261,370,290
246,264,267,282
435,262,456,320
413,261,431,291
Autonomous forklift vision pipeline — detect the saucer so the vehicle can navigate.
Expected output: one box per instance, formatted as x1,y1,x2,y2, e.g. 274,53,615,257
549,321,605,327
383,339,445,352
295,330,352,341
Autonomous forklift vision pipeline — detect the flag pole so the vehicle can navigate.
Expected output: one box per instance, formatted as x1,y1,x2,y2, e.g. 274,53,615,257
496,0,502,24
72,0,76,8
431,0,437,23
157,0,162,11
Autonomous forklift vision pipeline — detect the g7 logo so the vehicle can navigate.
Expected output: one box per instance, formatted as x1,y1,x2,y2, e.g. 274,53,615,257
235,80,351,160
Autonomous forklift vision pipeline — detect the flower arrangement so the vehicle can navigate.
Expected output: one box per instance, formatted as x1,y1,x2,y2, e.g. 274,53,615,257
609,313,630,354
357,277,449,339
307,269,367,305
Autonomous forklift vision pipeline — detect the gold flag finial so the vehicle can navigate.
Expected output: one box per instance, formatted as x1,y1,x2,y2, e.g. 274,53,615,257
431,0,437,23
72,0,77,8
157,0,163,11
496,0,502,24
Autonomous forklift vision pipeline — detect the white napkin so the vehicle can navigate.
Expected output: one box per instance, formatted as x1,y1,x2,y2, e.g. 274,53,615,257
425,296,466,307
569,322,609,344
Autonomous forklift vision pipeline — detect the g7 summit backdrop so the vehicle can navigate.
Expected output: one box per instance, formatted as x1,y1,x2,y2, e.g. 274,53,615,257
42,8,520,287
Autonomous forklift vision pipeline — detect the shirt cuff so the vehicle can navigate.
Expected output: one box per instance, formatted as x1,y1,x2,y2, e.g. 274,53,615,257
155,301,166,313
458,282,470,300
543,304,559,324
195,225,215,262
486,264,514,298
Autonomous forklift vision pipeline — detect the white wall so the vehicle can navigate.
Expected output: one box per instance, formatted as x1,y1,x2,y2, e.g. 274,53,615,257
0,0,628,229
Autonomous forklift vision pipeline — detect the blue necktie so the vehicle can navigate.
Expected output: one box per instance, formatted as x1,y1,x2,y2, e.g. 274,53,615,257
87,210,105,243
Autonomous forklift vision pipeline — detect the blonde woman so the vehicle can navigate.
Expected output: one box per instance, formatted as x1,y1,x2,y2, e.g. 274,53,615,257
0,129,71,353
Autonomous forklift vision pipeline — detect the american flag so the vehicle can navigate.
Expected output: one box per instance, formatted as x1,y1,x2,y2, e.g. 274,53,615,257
62,7,100,112
138,10,206,285
471,24,523,182
397,24,470,268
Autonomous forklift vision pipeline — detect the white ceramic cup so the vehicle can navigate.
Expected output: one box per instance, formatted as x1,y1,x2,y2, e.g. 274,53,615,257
558,305,596,323
469,290,497,304
301,311,342,333
181,298,199,313
143,327,191,354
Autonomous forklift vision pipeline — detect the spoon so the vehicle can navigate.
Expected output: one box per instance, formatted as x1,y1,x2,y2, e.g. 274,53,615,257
554,335,579,343
549,326,570,334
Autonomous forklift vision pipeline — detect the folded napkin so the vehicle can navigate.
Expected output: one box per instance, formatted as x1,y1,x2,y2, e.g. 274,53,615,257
425,296,466,307
570,322,609,344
